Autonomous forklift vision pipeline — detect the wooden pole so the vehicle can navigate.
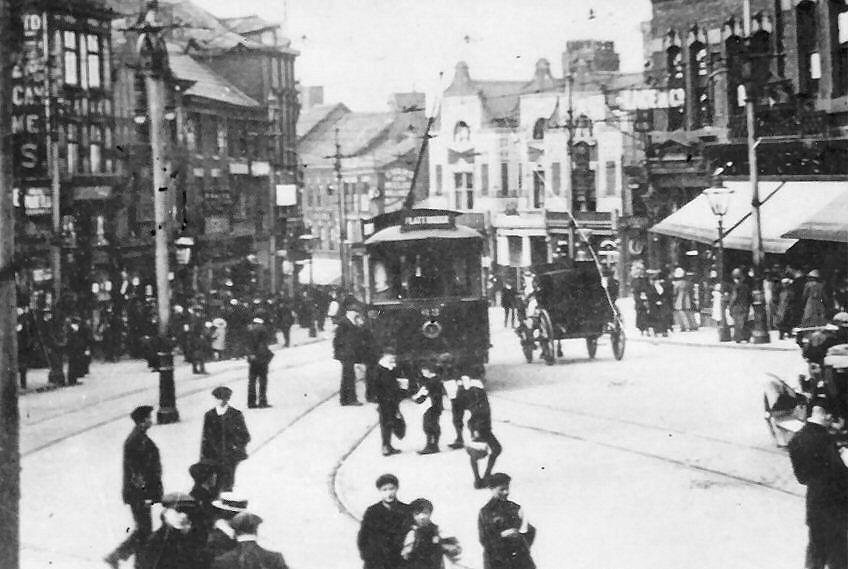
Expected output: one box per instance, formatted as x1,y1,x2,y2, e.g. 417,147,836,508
0,0,21,565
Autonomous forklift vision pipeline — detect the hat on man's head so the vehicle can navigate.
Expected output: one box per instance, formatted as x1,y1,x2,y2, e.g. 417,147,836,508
808,269,822,279
188,461,217,483
212,491,249,513
487,472,512,488
673,267,685,279
229,511,263,535
161,492,196,511
436,352,455,366
375,473,399,489
832,312,848,327
211,386,232,400
130,405,154,424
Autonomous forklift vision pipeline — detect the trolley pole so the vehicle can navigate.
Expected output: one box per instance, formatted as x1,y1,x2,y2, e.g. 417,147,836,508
138,0,179,423
0,0,21,565
744,0,770,344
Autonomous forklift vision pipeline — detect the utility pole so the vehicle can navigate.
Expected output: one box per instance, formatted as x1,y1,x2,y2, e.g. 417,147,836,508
330,127,347,291
267,94,279,295
138,0,179,422
0,0,20,565
743,0,770,344
566,72,576,259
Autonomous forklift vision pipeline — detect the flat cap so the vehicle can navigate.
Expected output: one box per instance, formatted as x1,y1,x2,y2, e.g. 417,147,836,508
212,386,232,400
229,511,263,534
375,473,399,489
487,472,512,488
188,461,217,482
130,405,154,424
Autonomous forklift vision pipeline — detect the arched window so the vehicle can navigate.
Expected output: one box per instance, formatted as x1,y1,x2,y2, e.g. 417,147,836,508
453,121,470,142
725,33,746,113
797,0,820,97
532,118,546,140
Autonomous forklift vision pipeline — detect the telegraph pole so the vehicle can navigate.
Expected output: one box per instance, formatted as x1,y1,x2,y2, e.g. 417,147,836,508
331,127,347,290
138,0,179,422
0,0,20,565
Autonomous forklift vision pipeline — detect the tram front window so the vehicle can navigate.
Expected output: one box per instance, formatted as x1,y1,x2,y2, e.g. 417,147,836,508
369,242,482,301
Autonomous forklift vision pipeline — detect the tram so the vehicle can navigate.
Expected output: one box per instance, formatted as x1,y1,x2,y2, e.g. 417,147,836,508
354,208,489,376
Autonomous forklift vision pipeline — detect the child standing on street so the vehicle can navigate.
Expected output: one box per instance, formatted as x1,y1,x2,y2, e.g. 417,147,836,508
401,498,444,569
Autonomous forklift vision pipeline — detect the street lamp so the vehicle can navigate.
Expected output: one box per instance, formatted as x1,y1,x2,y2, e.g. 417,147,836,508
704,183,733,342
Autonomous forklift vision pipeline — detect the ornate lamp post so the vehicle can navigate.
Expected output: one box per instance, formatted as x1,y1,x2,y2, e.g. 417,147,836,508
704,183,734,343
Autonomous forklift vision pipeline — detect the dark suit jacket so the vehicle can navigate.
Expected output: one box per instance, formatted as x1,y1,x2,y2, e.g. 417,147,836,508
374,365,402,410
357,500,410,569
478,498,535,569
211,540,288,569
333,317,363,363
789,421,848,524
123,426,163,505
201,407,251,465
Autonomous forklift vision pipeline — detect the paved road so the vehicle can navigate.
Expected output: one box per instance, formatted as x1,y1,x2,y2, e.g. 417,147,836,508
22,320,811,569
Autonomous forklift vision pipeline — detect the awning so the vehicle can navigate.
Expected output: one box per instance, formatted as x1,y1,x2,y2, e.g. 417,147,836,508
297,256,342,285
364,224,481,245
650,181,848,253
782,190,848,243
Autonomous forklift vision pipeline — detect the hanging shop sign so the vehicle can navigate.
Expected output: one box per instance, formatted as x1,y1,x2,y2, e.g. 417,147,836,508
11,12,48,179
24,187,51,215
613,88,685,111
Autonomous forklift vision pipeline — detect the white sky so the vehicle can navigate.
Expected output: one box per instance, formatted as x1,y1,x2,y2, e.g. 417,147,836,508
193,0,653,112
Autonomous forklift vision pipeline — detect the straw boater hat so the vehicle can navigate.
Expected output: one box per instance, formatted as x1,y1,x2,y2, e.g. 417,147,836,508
211,492,249,513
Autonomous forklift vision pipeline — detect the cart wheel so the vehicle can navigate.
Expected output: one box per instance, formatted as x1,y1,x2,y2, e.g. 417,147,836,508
539,310,556,366
586,337,598,359
611,329,626,361
522,344,534,363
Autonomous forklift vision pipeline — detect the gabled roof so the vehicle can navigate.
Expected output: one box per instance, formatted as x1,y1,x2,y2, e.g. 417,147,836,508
220,15,278,35
168,49,260,108
297,103,351,139
299,112,396,168
477,81,524,126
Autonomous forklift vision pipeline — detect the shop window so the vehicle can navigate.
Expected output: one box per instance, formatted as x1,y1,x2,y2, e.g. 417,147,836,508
797,0,820,97
832,0,848,96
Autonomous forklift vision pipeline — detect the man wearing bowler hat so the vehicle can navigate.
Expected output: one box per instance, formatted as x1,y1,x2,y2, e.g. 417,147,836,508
104,405,162,568
201,387,251,492
211,511,288,569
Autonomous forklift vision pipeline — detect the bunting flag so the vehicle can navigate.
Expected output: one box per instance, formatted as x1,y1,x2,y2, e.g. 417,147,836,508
447,148,477,164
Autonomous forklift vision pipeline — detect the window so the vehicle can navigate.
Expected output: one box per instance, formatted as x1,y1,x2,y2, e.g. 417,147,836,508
689,41,712,128
726,34,746,113
435,165,443,196
500,162,509,196
480,163,489,196
78,33,88,89
63,31,79,86
532,118,546,140
86,34,101,89
666,44,685,130
453,121,471,142
66,123,79,174
89,125,102,173
518,163,523,192
453,172,473,209
832,0,848,96
797,0,820,97
532,170,545,209
216,119,226,156
605,161,617,196
185,114,197,152
551,162,561,195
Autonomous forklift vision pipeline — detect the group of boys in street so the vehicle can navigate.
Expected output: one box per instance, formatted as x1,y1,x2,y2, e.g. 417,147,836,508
358,472,535,569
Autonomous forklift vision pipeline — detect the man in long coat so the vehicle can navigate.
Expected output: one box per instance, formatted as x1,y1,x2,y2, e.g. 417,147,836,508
246,317,274,408
201,387,251,492
104,405,163,568
788,398,848,569
478,473,535,569
333,301,365,406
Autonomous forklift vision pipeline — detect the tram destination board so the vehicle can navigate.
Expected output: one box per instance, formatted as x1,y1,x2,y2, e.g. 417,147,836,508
400,212,456,232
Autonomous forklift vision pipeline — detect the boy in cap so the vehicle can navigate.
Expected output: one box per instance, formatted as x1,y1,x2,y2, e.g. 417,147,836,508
357,474,410,569
374,346,405,456
137,492,204,569
462,367,502,489
104,405,162,568
401,498,446,569
478,473,536,569
211,511,288,569
413,360,445,454
201,387,251,492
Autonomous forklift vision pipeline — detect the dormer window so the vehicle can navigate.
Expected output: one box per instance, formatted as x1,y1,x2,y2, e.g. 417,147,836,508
532,118,546,140
454,121,470,142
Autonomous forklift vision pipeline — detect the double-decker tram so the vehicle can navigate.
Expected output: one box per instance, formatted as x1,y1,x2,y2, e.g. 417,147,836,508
353,208,489,376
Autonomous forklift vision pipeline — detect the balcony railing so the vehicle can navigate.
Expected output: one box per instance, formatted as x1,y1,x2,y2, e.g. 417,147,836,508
728,104,831,140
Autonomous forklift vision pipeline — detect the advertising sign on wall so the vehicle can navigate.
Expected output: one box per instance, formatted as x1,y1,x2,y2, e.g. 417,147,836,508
11,11,48,179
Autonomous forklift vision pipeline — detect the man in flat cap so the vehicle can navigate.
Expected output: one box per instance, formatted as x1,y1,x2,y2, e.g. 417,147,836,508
137,492,205,569
789,398,848,569
211,511,288,569
188,460,219,539
333,299,365,406
104,405,162,568
201,387,251,492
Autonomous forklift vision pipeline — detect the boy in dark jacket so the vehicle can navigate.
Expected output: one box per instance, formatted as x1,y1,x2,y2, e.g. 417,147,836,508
375,347,405,456
357,474,410,569
401,498,444,569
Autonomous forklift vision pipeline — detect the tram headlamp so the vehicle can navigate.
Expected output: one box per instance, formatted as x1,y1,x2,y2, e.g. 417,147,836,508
421,320,442,339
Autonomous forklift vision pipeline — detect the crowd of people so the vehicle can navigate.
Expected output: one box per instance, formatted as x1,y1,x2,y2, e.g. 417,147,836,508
15,283,342,390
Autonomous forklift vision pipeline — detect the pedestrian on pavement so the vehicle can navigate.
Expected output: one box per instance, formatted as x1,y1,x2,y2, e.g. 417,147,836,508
211,317,227,360
375,346,405,456
333,300,365,406
413,359,445,455
502,285,516,328
444,370,466,450
17,307,34,390
478,473,536,569
775,276,796,340
462,368,502,489
276,296,294,348
246,317,274,408
104,405,163,569
357,474,410,569
188,460,219,540
137,492,205,569
671,267,696,332
646,271,671,336
211,511,289,569
729,267,752,343
802,269,829,328
204,492,249,560
66,316,88,385
201,387,251,492
401,498,446,569
788,398,848,569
